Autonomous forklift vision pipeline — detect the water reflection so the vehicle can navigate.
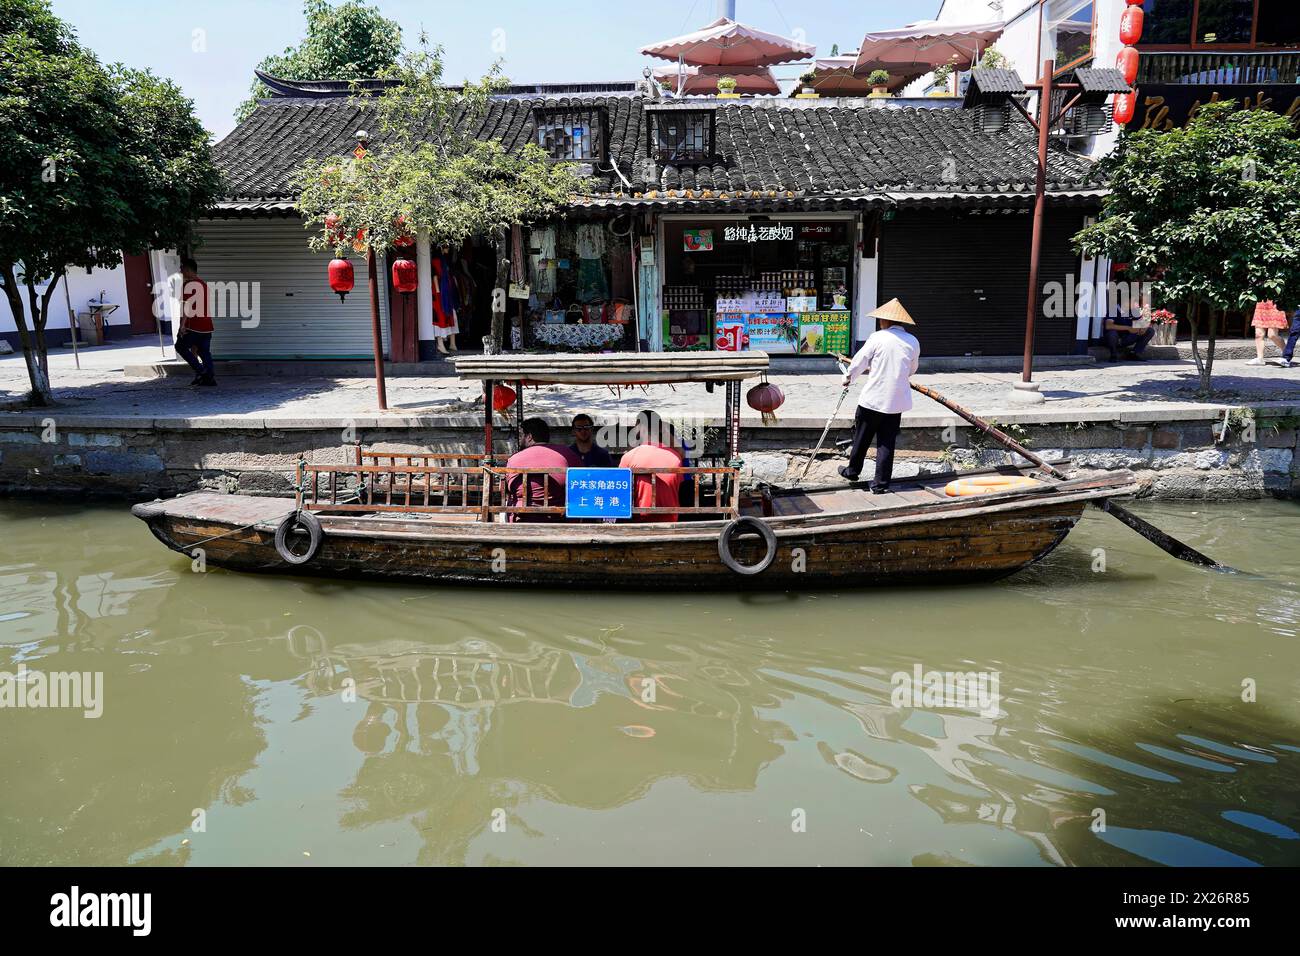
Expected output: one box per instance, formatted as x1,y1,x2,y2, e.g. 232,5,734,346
0,499,1298,866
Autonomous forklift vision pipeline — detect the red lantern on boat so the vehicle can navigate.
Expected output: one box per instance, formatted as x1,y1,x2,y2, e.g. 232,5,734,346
391,257,417,295
746,381,785,425
492,384,517,412
1119,6,1144,45
1116,46,1139,86
1113,91,1137,125
328,258,354,303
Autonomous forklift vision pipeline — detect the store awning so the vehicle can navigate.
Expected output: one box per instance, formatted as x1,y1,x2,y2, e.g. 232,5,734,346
451,351,770,385
641,17,815,68
651,65,781,96
853,20,1005,79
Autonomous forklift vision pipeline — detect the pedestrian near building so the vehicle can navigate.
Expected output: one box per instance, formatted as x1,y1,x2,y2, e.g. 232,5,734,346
1281,306,1300,369
838,299,920,494
1247,300,1289,366
175,256,216,386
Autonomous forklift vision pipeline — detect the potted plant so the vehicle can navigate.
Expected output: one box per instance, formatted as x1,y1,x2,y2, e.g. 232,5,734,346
716,75,739,98
867,69,891,97
1151,309,1178,346
796,69,818,97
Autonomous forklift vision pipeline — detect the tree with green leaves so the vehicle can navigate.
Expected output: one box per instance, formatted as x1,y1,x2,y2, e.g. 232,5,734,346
236,0,402,123
295,37,582,356
0,0,222,405
1075,101,1300,395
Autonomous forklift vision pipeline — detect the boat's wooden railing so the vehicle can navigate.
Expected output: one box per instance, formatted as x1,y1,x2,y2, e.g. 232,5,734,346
295,458,740,520
484,466,740,521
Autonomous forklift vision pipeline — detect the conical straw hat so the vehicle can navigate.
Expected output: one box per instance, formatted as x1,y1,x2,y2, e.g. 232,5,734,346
867,298,915,325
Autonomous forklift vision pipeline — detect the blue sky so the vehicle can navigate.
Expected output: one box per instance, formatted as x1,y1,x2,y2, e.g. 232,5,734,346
51,0,942,139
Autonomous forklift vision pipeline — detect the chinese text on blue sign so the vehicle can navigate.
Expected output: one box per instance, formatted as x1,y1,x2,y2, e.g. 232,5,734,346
565,468,633,520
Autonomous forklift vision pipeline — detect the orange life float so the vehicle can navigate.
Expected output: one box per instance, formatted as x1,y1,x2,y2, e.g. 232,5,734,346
944,475,1044,497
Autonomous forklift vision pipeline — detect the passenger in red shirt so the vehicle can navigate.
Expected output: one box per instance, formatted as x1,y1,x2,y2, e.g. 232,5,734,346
176,256,217,386
620,410,686,522
504,418,580,522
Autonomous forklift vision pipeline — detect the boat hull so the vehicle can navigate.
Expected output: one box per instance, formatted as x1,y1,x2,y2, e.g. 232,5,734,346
132,490,1098,590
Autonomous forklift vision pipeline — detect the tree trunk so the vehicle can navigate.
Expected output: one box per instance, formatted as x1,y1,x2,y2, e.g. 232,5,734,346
486,229,510,355
0,263,54,406
1203,300,1218,396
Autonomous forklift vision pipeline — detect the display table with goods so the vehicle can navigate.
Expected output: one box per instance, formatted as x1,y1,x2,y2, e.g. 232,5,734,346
530,321,625,350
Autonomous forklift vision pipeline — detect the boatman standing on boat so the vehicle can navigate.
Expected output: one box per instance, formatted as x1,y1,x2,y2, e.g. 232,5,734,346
839,299,920,494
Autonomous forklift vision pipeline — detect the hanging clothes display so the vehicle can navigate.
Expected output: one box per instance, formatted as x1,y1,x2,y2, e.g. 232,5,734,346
430,248,460,350
529,225,557,294
575,222,608,303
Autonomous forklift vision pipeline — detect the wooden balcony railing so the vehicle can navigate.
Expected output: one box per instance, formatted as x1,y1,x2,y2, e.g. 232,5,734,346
1137,51,1300,86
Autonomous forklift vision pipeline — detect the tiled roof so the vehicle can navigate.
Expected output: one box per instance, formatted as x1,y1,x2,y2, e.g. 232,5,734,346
1072,67,1131,95
212,94,1104,209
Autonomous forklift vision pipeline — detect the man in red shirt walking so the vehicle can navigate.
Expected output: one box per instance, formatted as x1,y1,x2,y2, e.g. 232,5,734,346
176,256,216,386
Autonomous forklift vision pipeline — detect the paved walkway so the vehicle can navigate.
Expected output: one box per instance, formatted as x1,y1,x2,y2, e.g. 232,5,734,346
3,337,1299,428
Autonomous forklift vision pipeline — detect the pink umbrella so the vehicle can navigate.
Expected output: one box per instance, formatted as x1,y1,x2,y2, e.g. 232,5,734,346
652,64,781,95
641,16,815,68
806,54,873,94
853,19,1004,76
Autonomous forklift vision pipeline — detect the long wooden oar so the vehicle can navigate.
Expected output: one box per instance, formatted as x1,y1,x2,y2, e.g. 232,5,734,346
798,360,851,483
910,382,1231,571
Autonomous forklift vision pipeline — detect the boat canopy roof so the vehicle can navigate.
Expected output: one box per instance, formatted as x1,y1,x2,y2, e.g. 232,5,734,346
450,351,770,385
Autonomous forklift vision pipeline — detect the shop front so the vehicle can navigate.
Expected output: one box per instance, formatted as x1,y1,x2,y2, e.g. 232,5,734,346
657,214,860,357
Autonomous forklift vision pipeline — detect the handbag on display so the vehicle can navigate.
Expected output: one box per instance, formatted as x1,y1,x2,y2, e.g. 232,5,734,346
544,307,566,324
607,299,633,324
582,302,606,324
567,303,585,324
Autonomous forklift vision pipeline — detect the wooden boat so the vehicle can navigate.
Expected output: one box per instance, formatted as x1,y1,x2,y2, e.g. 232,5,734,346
132,352,1141,589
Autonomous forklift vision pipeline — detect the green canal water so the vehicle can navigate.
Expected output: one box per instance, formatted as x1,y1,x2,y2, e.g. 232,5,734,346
1,498,1298,866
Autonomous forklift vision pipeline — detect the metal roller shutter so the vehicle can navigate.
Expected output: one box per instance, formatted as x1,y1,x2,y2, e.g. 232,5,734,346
878,209,1083,357
193,218,389,359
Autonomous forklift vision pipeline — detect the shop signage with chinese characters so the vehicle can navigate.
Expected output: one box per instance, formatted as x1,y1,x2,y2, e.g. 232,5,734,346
566,468,633,520
724,223,795,243
745,313,799,352
1131,84,1300,131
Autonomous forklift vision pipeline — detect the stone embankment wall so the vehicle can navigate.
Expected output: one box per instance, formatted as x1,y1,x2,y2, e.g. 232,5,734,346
0,409,1297,499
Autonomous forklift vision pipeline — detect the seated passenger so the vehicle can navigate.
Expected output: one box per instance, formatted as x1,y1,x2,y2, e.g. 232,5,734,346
505,418,580,522
619,410,686,522
569,413,613,467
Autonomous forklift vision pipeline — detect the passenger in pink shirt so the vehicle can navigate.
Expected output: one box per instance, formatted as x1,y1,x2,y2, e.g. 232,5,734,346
504,418,580,522
619,410,685,522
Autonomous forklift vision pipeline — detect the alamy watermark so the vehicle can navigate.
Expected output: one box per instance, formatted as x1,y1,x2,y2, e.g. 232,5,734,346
890,664,1000,719
0,664,103,718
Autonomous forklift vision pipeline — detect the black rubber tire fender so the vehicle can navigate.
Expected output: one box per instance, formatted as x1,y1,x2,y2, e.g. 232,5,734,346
718,516,777,576
275,511,323,565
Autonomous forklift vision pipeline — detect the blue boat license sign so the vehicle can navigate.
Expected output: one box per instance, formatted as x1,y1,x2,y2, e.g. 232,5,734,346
566,468,633,520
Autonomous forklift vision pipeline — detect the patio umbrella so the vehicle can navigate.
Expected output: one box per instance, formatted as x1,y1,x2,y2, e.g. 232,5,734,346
652,64,781,96
853,19,1004,77
641,16,816,68
805,54,873,94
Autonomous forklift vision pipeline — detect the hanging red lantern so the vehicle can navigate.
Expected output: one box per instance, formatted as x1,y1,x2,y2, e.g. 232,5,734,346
492,384,517,412
391,257,418,295
1119,6,1144,46
328,258,355,303
1125,0,1144,5
1116,46,1140,86
746,381,785,425
1113,91,1137,125
393,214,415,248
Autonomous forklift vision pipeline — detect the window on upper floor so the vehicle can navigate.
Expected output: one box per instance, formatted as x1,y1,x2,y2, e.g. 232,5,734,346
1141,0,1300,49
1043,0,1095,73
1140,1,1194,45
1195,0,1255,45
1256,0,1300,47
648,110,714,164
534,107,606,162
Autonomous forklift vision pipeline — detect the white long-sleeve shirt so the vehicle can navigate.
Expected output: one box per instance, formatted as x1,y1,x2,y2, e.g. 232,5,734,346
844,326,920,414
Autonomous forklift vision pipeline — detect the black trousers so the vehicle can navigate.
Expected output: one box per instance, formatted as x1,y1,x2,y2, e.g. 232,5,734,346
846,405,902,488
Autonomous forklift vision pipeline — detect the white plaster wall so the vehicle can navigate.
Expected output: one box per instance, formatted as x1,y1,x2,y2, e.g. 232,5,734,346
0,262,129,334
